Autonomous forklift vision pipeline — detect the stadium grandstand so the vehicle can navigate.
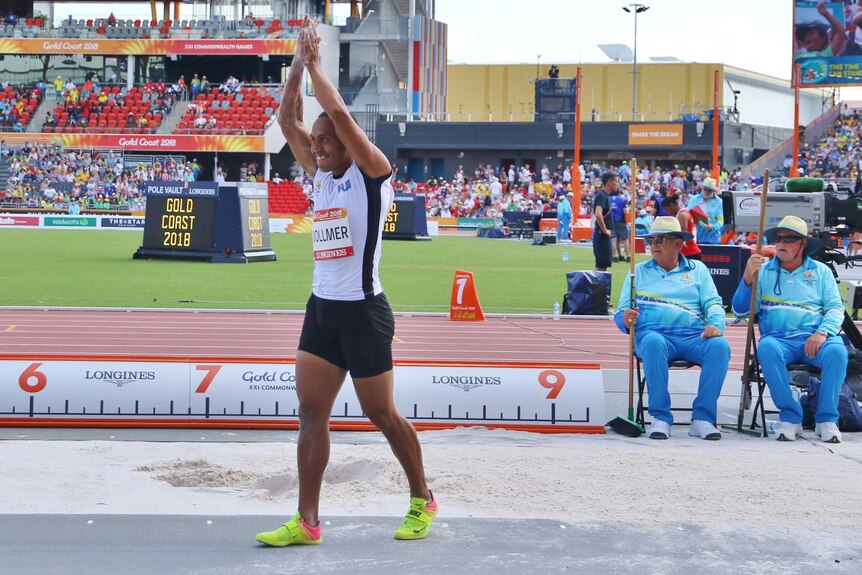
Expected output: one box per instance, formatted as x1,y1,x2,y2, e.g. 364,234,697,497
0,0,850,232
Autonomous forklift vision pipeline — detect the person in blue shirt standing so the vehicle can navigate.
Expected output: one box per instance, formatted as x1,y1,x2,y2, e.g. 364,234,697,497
732,216,846,443
686,177,724,244
618,160,631,184
556,191,573,242
616,217,730,440
609,185,629,262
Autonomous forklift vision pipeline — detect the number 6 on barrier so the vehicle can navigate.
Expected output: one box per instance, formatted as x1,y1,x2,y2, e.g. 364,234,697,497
19,362,48,393
538,369,566,399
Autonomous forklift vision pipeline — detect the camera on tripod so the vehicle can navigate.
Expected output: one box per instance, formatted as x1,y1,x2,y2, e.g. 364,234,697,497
723,177,862,247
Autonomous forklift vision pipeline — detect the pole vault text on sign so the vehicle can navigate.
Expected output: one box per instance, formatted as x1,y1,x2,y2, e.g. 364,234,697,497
0,360,605,433
137,181,219,258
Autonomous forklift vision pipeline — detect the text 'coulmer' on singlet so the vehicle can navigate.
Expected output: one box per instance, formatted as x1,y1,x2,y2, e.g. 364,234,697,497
311,162,393,301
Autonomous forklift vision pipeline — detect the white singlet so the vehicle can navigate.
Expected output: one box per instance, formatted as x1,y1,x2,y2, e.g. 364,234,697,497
311,162,393,301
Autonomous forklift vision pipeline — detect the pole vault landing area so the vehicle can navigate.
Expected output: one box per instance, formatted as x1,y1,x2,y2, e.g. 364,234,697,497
0,309,753,432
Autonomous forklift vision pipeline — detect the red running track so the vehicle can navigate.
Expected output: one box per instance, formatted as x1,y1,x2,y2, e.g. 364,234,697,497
0,309,754,370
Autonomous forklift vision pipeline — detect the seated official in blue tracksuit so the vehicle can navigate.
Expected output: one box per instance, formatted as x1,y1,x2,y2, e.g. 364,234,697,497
615,216,731,440
732,216,846,444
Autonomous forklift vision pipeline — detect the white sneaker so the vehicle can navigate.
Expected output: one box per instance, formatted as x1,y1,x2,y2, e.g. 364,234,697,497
776,421,801,442
689,420,722,440
648,419,671,439
816,422,842,444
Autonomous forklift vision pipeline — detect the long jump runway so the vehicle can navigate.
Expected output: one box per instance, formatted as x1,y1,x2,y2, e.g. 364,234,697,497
0,308,750,370
1,309,861,574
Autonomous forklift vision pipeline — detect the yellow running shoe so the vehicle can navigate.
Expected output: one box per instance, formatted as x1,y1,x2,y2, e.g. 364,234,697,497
256,513,322,547
394,492,438,540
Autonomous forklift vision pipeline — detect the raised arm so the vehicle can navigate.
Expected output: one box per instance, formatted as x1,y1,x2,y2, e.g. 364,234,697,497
299,17,391,178
818,1,847,55
278,39,318,177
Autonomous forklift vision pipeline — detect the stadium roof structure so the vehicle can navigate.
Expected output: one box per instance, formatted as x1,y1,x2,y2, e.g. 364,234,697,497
597,44,633,63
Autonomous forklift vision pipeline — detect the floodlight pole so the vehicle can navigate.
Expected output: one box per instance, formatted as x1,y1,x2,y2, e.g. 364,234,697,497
623,4,649,122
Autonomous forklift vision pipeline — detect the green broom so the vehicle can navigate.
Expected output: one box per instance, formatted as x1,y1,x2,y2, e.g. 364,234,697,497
607,157,644,437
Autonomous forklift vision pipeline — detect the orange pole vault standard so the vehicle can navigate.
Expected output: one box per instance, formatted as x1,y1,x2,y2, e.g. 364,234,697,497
712,69,720,183
572,66,583,219
791,64,801,178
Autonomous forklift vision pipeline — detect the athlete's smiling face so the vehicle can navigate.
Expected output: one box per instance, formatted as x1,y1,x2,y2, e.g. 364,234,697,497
310,116,351,176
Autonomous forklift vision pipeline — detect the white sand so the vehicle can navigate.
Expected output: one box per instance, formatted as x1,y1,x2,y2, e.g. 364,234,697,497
1,427,860,530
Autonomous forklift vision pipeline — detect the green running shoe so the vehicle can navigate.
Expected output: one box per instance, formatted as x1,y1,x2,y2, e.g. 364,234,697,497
394,492,438,540
256,513,322,547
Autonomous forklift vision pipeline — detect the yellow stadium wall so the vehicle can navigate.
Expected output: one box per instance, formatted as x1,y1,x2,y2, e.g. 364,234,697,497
447,62,724,123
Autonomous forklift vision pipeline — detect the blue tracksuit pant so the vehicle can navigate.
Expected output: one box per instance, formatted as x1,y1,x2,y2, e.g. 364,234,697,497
635,330,731,425
757,335,846,424
557,215,571,241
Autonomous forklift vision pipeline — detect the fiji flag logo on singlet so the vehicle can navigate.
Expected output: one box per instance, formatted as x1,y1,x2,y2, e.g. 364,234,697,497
337,180,352,193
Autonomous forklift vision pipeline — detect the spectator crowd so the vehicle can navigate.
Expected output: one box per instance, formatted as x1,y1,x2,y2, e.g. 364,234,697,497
0,142,200,212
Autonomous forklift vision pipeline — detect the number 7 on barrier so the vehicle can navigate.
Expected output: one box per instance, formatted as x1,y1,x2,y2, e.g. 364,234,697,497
194,365,222,393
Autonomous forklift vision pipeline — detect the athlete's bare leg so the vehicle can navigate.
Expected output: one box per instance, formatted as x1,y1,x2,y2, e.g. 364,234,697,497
353,370,431,501
295,350,347,526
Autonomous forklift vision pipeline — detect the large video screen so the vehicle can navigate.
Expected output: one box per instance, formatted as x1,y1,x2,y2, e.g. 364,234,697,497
794,1,862,87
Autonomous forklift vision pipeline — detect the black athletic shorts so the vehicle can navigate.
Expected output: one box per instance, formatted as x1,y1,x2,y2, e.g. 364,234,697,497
298,293,395,378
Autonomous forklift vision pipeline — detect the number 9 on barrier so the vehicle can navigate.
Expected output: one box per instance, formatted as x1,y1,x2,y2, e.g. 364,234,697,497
538,369,565,399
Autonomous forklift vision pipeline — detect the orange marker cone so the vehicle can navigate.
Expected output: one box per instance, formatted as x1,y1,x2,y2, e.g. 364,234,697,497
449,269,485,321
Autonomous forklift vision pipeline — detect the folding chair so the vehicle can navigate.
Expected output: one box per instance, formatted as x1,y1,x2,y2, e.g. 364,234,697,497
635,356,701,427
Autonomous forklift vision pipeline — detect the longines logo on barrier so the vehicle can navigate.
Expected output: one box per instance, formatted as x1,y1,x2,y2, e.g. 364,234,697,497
84,370,156,388
430,375,502,392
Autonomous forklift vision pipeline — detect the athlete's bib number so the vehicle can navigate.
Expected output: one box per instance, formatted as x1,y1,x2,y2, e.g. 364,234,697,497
313,208,354,261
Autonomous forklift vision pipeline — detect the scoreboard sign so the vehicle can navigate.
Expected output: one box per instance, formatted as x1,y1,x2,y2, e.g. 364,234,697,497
383,193,430,240
211,182,276,263
237,184,272,252
136,181,218,259
134,181,275,262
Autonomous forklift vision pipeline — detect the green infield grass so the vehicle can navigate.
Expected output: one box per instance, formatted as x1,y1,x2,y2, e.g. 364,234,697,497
0,229,642,313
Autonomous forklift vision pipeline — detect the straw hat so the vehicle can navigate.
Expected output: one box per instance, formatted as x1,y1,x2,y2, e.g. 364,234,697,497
643,216,693,241
700,177,720,192
763,215,821,256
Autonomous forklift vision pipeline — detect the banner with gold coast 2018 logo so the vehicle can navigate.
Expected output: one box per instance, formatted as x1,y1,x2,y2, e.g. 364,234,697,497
0,133,265,153
0,38,296,56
